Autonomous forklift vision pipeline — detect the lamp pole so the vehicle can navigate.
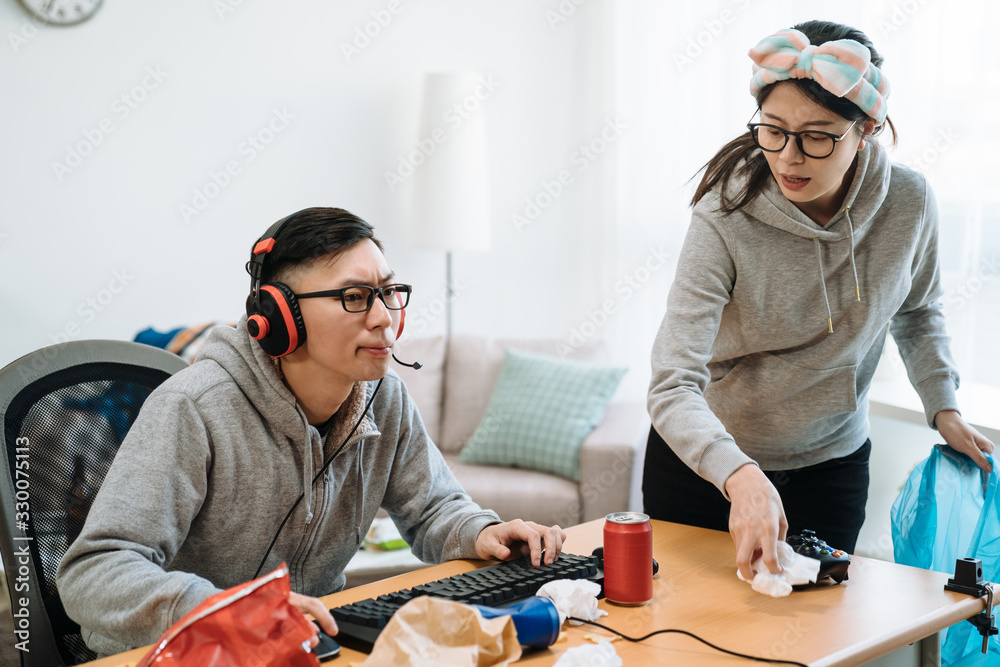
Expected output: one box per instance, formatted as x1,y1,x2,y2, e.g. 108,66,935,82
446,249,454,342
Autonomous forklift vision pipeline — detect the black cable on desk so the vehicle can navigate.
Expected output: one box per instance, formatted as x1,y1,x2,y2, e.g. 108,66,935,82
568,617,809,666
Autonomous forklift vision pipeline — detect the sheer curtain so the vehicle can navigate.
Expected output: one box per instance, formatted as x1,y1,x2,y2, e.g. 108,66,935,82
603,0,1000,394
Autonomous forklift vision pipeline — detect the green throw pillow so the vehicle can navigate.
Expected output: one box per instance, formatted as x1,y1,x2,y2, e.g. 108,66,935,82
458,348,627,482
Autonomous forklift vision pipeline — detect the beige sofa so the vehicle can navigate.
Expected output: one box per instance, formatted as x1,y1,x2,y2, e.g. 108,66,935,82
392,334,649,528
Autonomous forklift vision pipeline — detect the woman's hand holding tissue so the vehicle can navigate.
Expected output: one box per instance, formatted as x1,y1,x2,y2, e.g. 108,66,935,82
737,542,820,597
725,463,788,581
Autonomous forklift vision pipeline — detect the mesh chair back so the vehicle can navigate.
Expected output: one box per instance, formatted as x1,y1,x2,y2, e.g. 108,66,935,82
0,341,187,666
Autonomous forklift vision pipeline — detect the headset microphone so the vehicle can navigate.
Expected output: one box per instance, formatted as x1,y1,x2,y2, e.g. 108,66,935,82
392,354,422,370
391,302,422,370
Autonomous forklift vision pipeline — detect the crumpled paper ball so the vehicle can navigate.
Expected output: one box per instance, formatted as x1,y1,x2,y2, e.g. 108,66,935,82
736,541,820,597
536,579,608,625
553,640,622,667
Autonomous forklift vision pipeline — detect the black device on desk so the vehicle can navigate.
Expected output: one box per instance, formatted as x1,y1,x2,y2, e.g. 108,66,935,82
314,552,604,655
787,529,851,585
312,632,341,660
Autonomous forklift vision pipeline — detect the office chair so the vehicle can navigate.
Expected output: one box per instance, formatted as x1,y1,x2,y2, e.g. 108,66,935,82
0,340,188,666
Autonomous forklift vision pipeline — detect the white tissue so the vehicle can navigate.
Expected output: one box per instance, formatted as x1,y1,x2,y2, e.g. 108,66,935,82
736,542,821,597
553,640,622,667
536,579,608,625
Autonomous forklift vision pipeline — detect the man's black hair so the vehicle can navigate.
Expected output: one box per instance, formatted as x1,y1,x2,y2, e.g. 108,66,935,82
253,207,384,285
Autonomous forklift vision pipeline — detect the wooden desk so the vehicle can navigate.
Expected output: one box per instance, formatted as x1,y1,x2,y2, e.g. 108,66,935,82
81,519,993,667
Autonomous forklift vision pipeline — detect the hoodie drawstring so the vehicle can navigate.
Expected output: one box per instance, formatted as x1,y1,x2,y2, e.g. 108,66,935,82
812,206,863,334
355,439,366,546
844,206,862,303
303,434,314,524
813,237,835,333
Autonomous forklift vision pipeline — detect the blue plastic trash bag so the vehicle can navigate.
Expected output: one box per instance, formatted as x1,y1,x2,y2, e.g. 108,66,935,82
891,445,999,666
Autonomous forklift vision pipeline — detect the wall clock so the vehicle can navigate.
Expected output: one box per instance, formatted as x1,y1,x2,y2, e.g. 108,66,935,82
16,0,102,26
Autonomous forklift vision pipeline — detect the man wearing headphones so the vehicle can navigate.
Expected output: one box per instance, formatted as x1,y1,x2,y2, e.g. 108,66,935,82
57,207,566,656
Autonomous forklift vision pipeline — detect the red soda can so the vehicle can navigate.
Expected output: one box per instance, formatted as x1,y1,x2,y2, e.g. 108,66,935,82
603,512,653,605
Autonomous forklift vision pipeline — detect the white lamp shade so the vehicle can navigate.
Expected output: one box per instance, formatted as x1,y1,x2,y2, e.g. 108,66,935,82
409,72,491,252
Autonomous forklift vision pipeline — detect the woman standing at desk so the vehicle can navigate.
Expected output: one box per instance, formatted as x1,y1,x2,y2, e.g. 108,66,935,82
644,20,994,580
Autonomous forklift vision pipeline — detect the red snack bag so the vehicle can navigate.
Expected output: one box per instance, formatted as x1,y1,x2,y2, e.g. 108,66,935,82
135,564,320,667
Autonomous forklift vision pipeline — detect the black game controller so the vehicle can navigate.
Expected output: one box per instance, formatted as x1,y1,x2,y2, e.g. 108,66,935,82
786,530,851,585
591,547,659,575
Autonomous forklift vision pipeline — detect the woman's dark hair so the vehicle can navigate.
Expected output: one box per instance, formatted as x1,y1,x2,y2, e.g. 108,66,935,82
251,207,384,285
691,20,898,213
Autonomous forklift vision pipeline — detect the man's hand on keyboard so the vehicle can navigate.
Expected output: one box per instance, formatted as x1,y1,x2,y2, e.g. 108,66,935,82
475,519,566,567
289,591,339,644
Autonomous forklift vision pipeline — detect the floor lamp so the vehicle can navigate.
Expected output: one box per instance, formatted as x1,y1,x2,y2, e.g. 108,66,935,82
409,72,491,340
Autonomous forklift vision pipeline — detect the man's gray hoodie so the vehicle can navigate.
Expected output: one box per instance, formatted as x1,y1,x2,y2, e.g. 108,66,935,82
648,143,959,494
56,318,500,656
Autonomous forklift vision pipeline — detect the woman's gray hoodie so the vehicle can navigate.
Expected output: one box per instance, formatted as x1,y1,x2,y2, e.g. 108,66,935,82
56,319,500,656
648,143,959,494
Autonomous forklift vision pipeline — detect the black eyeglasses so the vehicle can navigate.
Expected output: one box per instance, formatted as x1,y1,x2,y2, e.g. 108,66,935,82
747,114,858,159
295,284,412,313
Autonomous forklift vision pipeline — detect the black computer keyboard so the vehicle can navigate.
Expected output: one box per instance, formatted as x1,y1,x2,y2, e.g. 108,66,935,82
324,552,604,654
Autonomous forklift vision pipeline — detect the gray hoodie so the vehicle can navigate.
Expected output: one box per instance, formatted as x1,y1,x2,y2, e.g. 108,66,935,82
648,143,959,494
56,319,500,656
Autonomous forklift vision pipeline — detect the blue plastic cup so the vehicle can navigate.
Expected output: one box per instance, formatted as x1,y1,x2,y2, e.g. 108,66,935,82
473,596,561,648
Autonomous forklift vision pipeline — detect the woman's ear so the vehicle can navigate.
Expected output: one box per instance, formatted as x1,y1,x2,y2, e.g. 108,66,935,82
858,119,878,150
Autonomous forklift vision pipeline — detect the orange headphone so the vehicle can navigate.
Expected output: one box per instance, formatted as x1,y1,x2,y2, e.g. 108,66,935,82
244,209,406,358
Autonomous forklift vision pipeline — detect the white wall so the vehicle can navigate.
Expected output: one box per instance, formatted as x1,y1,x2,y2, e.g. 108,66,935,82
1,1,650,392
856,415,943,561
4,0,997,408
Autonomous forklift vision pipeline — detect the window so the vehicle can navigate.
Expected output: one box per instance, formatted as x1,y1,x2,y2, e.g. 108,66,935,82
604,0,1000,400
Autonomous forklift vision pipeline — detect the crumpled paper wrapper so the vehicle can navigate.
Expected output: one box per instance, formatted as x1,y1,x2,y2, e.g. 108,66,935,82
736,541,820,597
536,580,608,625
553,640,622,667
362,597,521,667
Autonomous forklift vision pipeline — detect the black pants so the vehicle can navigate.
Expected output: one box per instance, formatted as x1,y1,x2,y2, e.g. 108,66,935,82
642,426,870,553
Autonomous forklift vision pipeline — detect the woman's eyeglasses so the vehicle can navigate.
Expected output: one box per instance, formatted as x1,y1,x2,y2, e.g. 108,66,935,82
747,116,858,159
